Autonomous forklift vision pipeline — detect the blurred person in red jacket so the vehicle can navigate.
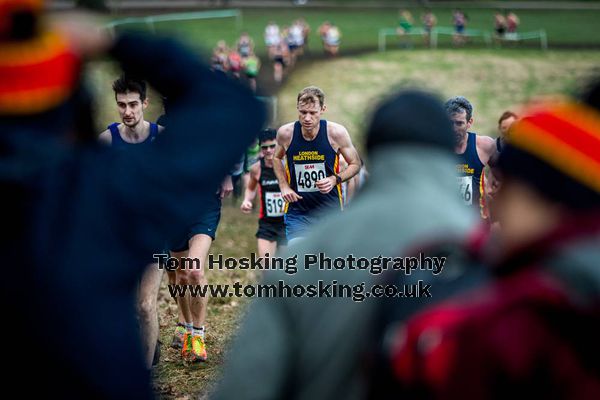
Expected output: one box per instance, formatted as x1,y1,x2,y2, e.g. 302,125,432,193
371,79,600,399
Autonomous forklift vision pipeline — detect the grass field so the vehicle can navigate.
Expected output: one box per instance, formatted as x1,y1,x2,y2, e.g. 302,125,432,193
90,46,598,398
87,48,600,137
111,7,600,58
277,49,600,151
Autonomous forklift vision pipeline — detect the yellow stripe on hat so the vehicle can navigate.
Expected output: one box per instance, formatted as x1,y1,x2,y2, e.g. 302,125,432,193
550,102,600,140
510,110,600,194
0,30,69,66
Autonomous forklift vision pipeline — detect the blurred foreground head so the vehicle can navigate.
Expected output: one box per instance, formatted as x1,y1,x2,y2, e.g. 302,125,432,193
366,89,454,154
498,96,600,209
496,80,600,248
0,0,42,38
0,0,82,130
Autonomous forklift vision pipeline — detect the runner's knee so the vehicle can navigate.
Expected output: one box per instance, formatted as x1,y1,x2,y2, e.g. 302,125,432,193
187,269,206,284
138,296,157,318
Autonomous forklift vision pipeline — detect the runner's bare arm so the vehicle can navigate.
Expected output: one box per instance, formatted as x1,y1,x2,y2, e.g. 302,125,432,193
98,129,112,145
477,135,497,165
241,162,260,213
330,124,360,182
220,174,234,199
274,124,302,202
272,124,292,189
316,123,360,194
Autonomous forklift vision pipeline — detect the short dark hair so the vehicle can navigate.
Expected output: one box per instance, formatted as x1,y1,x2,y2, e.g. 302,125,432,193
259,128,277,144
112,74,147,102
445,96,473,121
498,111,518,126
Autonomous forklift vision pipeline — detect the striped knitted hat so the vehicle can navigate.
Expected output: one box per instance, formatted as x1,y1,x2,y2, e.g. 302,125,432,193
498,100,600,209
0,0,81,115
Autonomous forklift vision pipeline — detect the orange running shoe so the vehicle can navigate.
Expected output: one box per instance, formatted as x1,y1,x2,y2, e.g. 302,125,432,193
190,334,207,363
181,332,193,361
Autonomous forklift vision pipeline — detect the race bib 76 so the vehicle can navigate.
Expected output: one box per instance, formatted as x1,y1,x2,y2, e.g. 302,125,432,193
457,176,473,205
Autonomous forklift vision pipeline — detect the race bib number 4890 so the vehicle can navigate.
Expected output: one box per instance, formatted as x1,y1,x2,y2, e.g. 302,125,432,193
265,192,285,217
457,176,473,205
295,162,326,193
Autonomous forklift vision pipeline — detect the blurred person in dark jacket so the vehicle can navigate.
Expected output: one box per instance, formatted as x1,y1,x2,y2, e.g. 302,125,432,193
212,89,475,400
0,1,265,398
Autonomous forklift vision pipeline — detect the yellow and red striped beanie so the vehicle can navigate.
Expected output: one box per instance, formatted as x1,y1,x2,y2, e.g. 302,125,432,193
498,100,600,209
0,0,81,115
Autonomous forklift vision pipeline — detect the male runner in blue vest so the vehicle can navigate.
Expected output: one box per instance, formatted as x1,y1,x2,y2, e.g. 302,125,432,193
273,86,360,244
99,76,164,146
445,96,496,216
99,76,165,370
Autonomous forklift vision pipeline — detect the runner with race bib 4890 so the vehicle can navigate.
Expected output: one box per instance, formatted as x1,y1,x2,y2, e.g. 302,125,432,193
273,86,361,244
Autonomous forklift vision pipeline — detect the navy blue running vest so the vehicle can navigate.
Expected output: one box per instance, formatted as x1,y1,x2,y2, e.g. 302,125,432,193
456,132,484,210
107,122,159,149
285,120,343,215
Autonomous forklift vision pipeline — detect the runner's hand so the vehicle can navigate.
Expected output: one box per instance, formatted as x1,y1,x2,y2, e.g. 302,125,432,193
219,175,234,199
316,175,337,194
240,200,253,214
281,186,302,203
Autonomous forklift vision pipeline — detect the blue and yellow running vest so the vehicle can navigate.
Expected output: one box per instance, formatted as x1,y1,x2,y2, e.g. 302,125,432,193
107,122,159,149
285,119,343,215
456,132,484,211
